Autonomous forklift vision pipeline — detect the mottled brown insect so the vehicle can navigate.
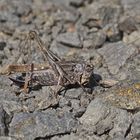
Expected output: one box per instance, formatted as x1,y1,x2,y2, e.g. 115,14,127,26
0,31,94,93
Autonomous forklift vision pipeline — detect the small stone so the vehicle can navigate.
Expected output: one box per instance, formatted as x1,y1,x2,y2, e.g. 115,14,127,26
59,97,71,108
9,110,78,140
83,39,93,48
119,17,137,34
81,2,121,28
73,107,86,118
53,7,79,23
50,40,72,57
123,31,140,46
56,32,82,48
98,41,137,74
131,112,140,139
22,87,59,111
121,0,140,15
70,0,84,7
104,24,122,42
80,98,132,138
98,80,140,110
0,105,11,136
64,88,83,99
93,31,106,48
0,136,17,140
13,1,32,17
70,99,80,110
51,133,79,140
0,42,6,51
80,94,91,108
84,30,106,49
80,98,110,126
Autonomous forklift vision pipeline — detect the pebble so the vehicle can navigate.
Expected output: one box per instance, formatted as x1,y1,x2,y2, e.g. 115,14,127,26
98,41,137,74
56,32,82,48
9,110,78,139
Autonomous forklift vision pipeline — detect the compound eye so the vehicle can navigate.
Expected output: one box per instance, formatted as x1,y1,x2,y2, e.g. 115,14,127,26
86,64,93,71
29,31,37,39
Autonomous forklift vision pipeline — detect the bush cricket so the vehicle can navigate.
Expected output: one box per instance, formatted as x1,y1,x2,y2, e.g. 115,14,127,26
0,31,94,94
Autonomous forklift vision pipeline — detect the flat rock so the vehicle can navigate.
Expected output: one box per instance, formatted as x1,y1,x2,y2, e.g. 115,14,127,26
123,31,140,47
0,105,11,136
98,80,140,110
83,31,106,49
80,98,132,139
80,98,111,126
119,17,137,34
0,42,6,51
121,0,140,15
9,109,78,140
130,112,140,139
56,32,82,48
98,41,137,74
104,24,122,42
0,88,23,115
81,2,121,28
0,136,17,140
64,88,83,99
50,40,73,57
22,86,59,112
54,8,79,23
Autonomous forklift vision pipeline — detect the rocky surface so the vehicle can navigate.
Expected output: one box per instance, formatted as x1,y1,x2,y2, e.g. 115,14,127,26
0,0,140,140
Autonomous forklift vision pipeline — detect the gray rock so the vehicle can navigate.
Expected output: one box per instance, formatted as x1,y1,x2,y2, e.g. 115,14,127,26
121,0,140,15
0,42,6,51
59,97,71,108
52,23,63,39
126,54,140,80
0,105,11,136
98,41,137,74
54,9,79,23
56,32,82,48
0,88,23,116
12,0,32,17
9,110,78,140
83,39,94,48
0,23,15,36
104,24,122,42
69,0,84,7
51,133,81,140
0,52,5,64
74,48,103,68
80,98,110,126
84,31,106,49
97,80,140,110
130,112,140,139
22,86,59,111
0,136,17,140
50,40,72,57
45,0,83,8
119,17,137,34
80,98,132,139
64,88,83,99
123,31,140,47
80,94,92,108
73,107,86,118
70,99,80,110
109,110,132,138
0,1,20,26
81,2,121,28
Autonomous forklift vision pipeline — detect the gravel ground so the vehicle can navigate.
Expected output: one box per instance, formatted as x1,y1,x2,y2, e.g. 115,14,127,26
0,0,140,140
